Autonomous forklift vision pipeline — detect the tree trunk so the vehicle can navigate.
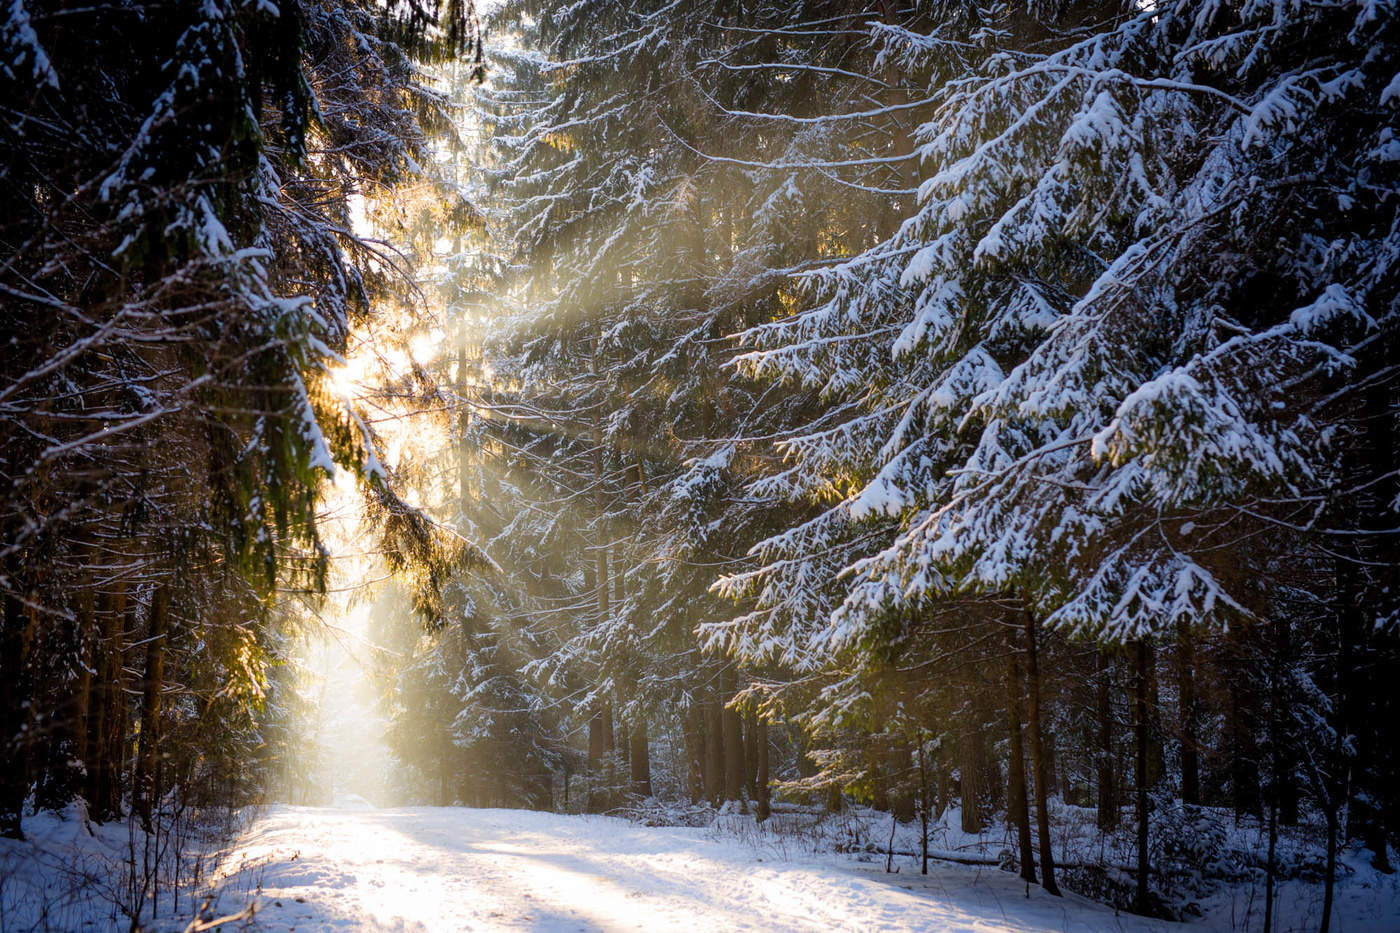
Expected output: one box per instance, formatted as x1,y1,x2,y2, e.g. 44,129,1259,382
1133,639,1152,914
918,735,930,875
721,667,745,804
683,704,705,803
1171,624,1200,808
755,720,771,822
587,706,609,813
87,584,129,821
0,590,32,838
704,694,724,805
874,0,916,229
629,719,651,798
959,725,983,833
73,580,94,794
1096,649,1118,829
133,586,170,832
889,739,916,823
1006,651,1037,884
1264,784,1278,933
871,737,890,812
744,712,759,801
1024,609,1059,895
1322,802,1338,933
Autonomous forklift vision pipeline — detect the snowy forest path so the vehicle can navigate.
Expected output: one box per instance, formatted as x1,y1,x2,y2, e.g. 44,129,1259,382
202,805,1172,932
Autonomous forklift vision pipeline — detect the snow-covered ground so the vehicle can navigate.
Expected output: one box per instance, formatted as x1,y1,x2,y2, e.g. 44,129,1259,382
3,802,1397,931
201,803,1170,932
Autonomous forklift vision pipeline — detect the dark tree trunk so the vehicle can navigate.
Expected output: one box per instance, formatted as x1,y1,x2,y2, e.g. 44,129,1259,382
629,719,651,798
743,712,759,801
918,736,930,874
871,737,890,812
721,668,745,804
1226,647,1262,820
1264,783,1278,933
1322,802,1338,933
1024,610,1059,895
1175,622,1200,806
73,580,94,791
587,705,609,813
889,739,916,823
1096,648,1118,829
133,586,170,832
1133,639,1152,914
683,704,705,803
755,720,771,822
959,724,983,834
87,584,129,821
0,590,33,839
704,694,724,805
603,699,615,757
1006,651,1037,884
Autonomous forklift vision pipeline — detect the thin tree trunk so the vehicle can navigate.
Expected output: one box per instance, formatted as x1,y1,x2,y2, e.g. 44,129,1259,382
1264,786,1278,933
1321,803,1338,933
1175,622,1200,806
0,590,31,838
1096,647,1117,830
959,725,983,833
1006,651,1037,884
1024,609,1060,895
755,720,771,822
74,580,94,795
588,332,612,812
889,739,916,822
721,667,745,804
587,707,608,812
918,734,929,875
1133,639,1152,914
744,712,759,801
629,719,651,798
704,693,724,805
88,584,129,821
683,704,705,803
133,586,170,832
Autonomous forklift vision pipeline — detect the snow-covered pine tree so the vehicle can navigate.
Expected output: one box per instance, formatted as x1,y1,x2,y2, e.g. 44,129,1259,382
723,0,1400,900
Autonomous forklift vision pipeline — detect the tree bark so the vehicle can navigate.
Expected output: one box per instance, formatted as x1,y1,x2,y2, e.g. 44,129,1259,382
1006,651,1037,884
1024,609,1059,895
889,739,916,823
721,667,745,804
1321,801,1338,933
587,706,609,813
704,693,724,805
133,586,170,832
1133,639,1152,914
1175,622,1200,806
629,719,651,798
87,583,129,821
683,704,705,803
918,735,930,874
0,590,32,838
744,712,759,801
959,725,983,833
755,720,771,822
1095,648,1119,829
